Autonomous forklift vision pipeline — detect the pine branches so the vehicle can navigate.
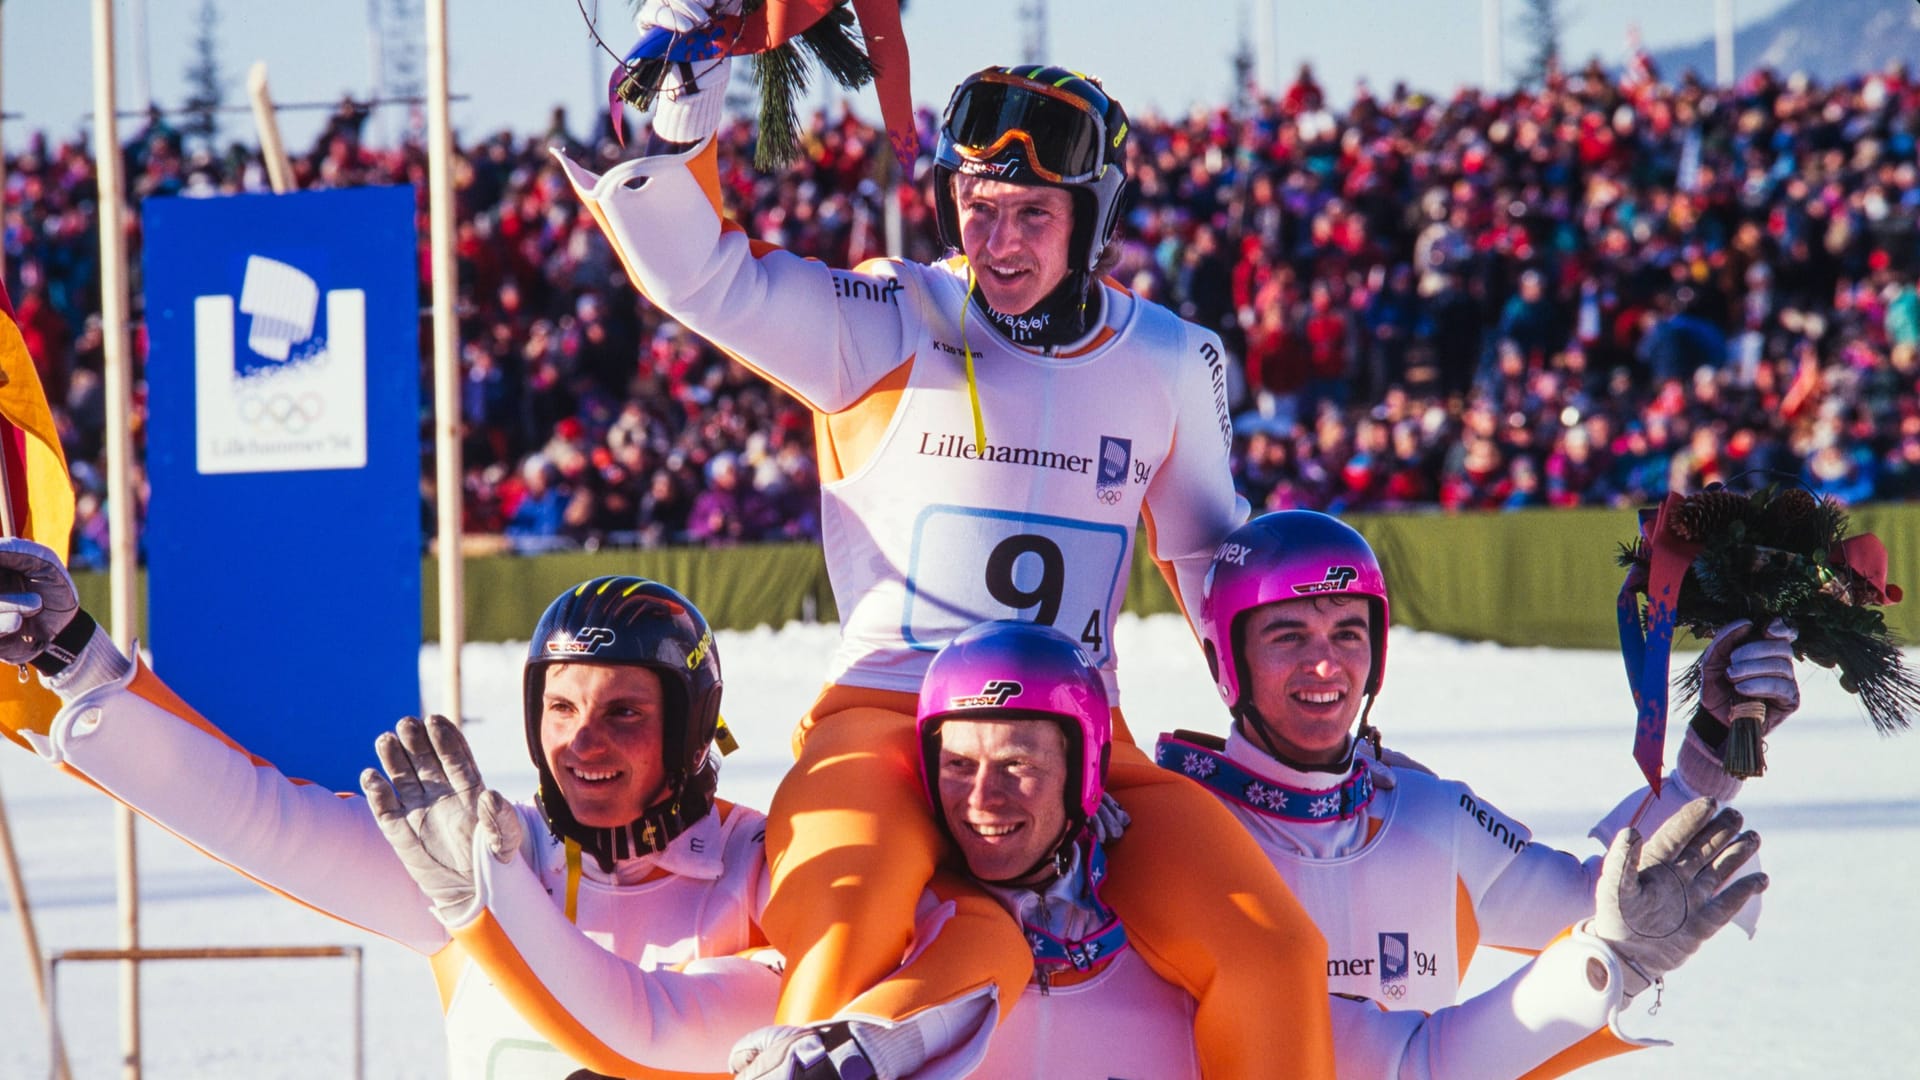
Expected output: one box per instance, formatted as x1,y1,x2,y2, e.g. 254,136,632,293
751,3,876,170
1619,484,1917,737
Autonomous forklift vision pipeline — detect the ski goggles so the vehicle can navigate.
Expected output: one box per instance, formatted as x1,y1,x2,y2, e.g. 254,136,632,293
942,70,1116,185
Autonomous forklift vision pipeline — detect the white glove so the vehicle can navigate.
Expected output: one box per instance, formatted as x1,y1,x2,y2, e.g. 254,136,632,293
1591,797,1768,999
360,715,523,921
731,1021,886,1080
0,537,80,665
1089,792,1130,845
633,0,739,144
634,0,740,34
1700,617,1800,729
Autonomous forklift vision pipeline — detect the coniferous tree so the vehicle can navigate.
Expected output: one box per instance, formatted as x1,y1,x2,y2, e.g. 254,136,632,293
1516,0,1564,87
182,0,225,151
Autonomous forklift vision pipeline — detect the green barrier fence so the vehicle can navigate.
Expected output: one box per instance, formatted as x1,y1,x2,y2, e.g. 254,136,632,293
72,503,1920,647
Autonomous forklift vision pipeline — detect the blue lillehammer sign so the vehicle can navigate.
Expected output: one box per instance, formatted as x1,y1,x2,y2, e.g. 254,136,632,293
142,185,421,791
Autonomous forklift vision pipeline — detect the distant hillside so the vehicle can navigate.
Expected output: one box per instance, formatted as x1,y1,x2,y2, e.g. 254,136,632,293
1650,0,1920,84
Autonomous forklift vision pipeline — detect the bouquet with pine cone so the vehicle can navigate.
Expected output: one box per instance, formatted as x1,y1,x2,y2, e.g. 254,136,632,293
599,0,915,171
1615,484,1915,789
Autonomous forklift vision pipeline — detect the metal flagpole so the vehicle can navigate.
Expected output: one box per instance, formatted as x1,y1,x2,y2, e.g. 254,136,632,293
424,0,465,724
1715,0,1736,87
1,19,75,1072
1482,0,1504,93
89,0,143,1074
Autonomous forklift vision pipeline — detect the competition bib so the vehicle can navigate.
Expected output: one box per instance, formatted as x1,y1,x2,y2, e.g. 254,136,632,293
902,505,1129,664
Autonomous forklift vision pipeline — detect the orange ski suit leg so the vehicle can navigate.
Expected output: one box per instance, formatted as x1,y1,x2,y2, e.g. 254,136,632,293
761,685,1031,1025
1100,734,1338,1079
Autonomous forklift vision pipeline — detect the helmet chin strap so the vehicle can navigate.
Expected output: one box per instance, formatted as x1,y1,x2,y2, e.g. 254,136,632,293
538,756,719,873
976,820,1085,889
1235,698,1375,775
970,263,1099,350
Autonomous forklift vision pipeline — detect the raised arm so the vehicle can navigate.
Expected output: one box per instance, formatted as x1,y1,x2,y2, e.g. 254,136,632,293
0,538,447,953
555,138,919,417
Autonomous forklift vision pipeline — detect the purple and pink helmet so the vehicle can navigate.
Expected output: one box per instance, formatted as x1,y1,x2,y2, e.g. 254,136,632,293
916,620,1113,829
1199,511,1391,718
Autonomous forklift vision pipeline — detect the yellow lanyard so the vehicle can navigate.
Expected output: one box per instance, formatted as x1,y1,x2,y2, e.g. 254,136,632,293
563,839,583,924
960,264,988,453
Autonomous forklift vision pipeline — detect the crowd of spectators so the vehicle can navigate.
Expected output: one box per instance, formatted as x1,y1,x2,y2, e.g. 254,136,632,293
8,50,1920,568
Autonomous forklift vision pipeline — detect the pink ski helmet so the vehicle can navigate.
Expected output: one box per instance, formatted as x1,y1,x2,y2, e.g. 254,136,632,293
916,620,1113,830
1199,511,1390,720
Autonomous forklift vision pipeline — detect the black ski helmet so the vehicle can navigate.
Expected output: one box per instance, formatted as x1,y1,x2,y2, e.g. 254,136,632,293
523,577,723,866
933,65,1131,275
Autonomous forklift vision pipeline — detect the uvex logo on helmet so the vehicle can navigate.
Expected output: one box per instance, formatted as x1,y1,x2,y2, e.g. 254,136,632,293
957,156,1024,179
545,627,616,655
949,679,1023,709
1291,566,1360,595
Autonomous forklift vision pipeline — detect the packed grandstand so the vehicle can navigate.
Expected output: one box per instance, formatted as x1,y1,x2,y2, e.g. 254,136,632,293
8,54,1918,567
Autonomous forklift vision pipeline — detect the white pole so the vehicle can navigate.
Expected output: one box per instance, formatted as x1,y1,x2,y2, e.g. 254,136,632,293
367,0,388,146
247,64,296,194
1251,1,1272,98
0,20,71,1077
129,0,151,114
885,180,903,260
90,0,143,1076
1716,0,1736,88
1482,0,1503,93
424,0,464,724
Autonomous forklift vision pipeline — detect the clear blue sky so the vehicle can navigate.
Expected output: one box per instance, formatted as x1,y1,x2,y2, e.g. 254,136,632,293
3,1,1799,153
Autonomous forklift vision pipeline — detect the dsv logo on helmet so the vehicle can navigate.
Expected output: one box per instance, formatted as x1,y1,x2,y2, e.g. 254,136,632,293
544,627,617,655
950,679,1023,709
1292,566,1361,595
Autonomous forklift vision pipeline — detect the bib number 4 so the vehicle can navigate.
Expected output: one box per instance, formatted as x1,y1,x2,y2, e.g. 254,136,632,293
903,507,1129,664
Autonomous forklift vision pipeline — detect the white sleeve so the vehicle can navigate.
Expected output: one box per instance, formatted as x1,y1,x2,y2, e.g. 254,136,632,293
844,894,998,1080
1446,780,1596,952
447,843,781,1075
29,664,448,954
1142,325,1249,622
1334,930,1640,1079
1472,840,1604,953
554,147,914,413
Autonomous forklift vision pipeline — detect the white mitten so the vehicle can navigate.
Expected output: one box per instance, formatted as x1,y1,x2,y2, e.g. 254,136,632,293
1590,797,1769,999
635,0,736,34
633,0,740,144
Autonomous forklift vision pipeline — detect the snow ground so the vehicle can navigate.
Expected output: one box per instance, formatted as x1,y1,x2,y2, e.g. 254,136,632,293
1,615,1915,1078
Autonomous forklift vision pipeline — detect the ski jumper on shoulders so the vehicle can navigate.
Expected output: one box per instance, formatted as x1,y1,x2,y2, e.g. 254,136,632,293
561,139,1336,1076
24,633,772,1080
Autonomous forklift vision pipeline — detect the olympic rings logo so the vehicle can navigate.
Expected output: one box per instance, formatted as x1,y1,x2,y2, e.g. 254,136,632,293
237,391,327,432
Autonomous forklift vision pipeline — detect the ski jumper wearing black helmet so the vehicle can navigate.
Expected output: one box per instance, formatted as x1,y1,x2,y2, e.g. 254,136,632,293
524,576,724,871
933,65,1130,346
